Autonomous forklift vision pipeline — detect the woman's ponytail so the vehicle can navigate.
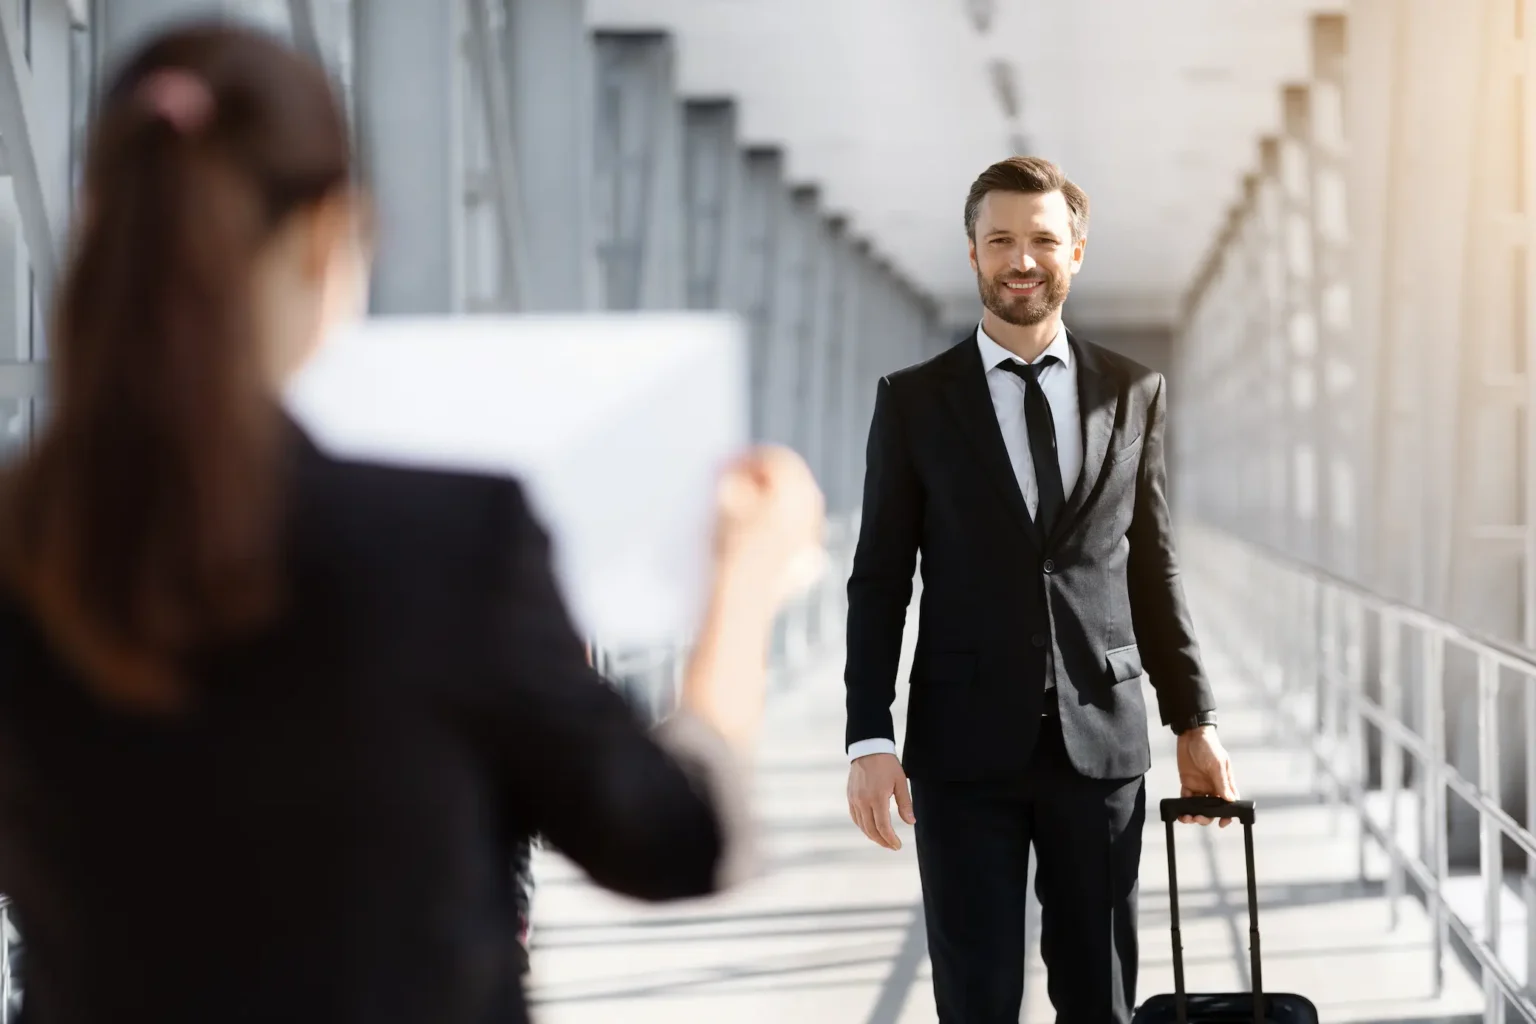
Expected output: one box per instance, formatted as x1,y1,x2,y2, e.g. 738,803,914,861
0,25,352,710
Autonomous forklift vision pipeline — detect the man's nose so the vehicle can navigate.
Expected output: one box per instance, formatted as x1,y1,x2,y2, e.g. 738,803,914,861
1011,252,1037,273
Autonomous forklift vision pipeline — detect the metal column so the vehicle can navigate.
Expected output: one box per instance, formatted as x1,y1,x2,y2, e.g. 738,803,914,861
736,146,784,443
789,186,827,477
1308,14,1357,581
506,0,595,311
285,0,321,58
0,0,83,458
798,205,840,651
681,99,741,312
0,0,64,303
592,31,682,311
835,237,870,517
1279,85,1324,568
353,0,463,313
818,217,851,512
463,0,532,312
761,176,807,448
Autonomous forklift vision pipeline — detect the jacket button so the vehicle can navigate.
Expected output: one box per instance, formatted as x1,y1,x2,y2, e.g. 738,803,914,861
1042,559,1055,574
1032,634,1047,649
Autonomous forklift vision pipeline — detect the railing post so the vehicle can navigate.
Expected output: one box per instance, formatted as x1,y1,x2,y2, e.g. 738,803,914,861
1304,576,1322,789
1527,671,1536,1001
1422,630,1447,997
1477,650,1504,1024
1,899,9,1024
1321,583,1343,825
1381,611,1404,929
1349,595,1370,882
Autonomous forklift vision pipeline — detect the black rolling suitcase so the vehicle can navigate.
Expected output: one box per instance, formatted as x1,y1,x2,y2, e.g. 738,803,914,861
1132,798,1320,1023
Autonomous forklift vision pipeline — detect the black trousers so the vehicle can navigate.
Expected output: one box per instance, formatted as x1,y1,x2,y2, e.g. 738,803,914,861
911,700,1146,1024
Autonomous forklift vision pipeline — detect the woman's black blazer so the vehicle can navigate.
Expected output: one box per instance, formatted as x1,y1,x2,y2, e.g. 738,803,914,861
0,426,751,1023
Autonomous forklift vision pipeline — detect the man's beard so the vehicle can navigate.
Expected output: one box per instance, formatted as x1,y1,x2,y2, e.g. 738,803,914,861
978,268,1069,327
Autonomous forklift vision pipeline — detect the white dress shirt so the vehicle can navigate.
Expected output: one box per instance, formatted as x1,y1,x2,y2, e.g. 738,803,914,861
847,321,1082,762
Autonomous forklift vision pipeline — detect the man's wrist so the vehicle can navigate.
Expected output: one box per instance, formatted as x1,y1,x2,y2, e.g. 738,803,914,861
1172,711,1218,735
847,737,898,762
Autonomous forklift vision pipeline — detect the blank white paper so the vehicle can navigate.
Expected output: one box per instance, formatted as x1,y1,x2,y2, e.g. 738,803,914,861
283,312,750,647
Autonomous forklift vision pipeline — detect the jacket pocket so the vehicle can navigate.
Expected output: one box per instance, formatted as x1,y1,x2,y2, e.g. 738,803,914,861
1109,434,1144,464
1105,643,1144,683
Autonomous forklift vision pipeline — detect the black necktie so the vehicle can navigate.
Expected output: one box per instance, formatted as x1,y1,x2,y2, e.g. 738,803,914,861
1000,356,1065,534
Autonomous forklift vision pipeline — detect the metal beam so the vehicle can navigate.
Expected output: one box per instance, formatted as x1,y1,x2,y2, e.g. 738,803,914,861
352,0,463,313
1306,15,1357,582
464,0,530,311
31,0,73,243
0,0,62,306
789,186,825,468
1280,83,1323,567
506,0,595,311
737,146,784,442
592,31,682,311
836,237,870,515
0,180,30,368
761,182,807,447
681,99,741,311
285,0,322,61
819,219,854,514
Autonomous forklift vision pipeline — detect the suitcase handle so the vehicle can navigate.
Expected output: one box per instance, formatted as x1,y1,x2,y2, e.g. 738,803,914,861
1160,797,1255,824
1163,800,1263,1024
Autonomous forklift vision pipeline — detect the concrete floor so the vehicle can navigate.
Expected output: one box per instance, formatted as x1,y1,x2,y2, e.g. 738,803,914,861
526,589,1487,1023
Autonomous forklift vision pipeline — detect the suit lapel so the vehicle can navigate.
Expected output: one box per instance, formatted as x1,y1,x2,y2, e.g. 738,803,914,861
937,335,1041,546
1052,331,1121,541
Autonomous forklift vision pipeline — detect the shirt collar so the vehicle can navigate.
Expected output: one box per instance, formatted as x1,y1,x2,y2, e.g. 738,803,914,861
976,320,1071,372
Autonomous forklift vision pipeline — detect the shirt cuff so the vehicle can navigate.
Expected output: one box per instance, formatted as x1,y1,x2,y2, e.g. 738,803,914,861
847,737,898,762
652,712,758,893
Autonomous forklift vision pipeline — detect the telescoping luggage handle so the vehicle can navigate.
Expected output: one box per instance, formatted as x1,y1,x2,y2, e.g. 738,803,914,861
1159,798,1261,1024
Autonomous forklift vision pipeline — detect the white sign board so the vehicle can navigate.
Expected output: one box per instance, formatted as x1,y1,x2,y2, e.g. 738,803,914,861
284,313,750,646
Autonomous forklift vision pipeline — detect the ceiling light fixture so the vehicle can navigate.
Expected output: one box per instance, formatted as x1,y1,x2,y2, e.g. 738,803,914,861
964,0,996,34
989,59,1020,120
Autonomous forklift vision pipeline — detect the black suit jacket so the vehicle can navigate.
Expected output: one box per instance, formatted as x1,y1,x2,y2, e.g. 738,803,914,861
845,330,1215,782
0,427,744,1024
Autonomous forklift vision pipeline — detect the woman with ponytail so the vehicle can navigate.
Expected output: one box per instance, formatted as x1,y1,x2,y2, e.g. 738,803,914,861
0,22,822,1024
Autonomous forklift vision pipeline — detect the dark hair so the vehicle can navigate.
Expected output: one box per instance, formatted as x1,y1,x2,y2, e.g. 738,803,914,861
964,156,1090,242
0,23,352,710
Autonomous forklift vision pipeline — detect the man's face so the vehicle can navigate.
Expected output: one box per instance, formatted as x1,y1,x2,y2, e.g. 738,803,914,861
968,190,1085,327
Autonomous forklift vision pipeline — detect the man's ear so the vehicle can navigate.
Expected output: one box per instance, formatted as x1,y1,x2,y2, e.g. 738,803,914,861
968,238,979,274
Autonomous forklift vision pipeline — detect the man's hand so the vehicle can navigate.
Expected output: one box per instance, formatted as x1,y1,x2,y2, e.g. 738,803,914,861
1176,725,1239,827
847,752,915,850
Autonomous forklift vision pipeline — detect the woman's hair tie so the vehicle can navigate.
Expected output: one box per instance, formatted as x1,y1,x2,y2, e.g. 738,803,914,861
138,68,214,135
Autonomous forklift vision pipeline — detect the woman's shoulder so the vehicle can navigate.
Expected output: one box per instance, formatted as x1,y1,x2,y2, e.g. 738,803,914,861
304,445,527,518
290,437,540,581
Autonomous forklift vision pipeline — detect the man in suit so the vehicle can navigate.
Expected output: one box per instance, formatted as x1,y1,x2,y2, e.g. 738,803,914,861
843,156,1239,1023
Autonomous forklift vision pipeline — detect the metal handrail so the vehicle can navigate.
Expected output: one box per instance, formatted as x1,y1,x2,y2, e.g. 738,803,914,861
1188,524,1536,1023
1198,526,1536,680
